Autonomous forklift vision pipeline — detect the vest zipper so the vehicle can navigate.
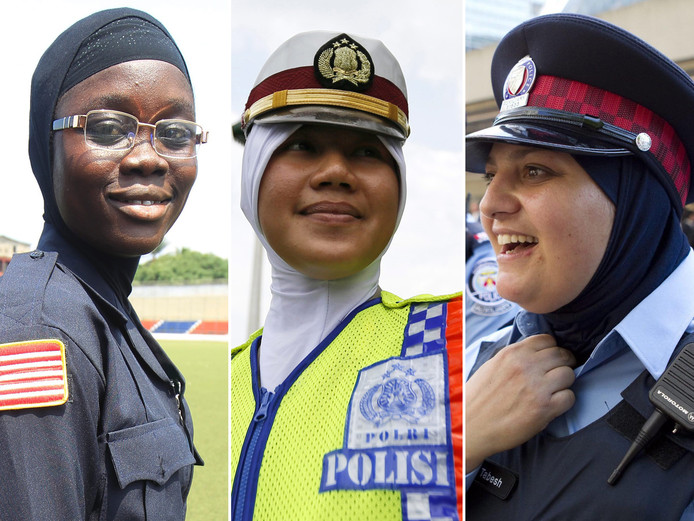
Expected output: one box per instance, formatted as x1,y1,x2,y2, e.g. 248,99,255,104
232,388,274,521
230,299,381,519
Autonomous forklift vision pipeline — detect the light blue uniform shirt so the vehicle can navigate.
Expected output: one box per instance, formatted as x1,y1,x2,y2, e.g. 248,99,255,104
466,250,694,519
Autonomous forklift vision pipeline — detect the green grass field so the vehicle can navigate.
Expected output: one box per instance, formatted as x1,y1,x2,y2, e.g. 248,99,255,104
162,339,228,521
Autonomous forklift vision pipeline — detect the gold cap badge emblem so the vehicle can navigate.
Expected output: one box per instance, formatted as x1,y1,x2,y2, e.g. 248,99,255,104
314,33,374,91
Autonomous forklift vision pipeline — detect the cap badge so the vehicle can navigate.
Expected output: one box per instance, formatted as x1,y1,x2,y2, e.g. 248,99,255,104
500,56,536,112
314,33,374,92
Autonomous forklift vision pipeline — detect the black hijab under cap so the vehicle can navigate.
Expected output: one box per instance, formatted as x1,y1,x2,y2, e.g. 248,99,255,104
29,8,191,308
534,155,690,364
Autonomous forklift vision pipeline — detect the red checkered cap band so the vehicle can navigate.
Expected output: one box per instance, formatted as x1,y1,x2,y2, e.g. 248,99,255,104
244,66,408,116
528,75,690,206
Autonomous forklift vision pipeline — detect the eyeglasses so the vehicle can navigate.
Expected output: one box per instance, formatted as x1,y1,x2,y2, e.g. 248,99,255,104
52,109,208,159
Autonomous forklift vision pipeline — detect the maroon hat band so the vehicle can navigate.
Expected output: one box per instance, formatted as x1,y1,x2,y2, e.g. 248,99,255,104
242,66,409,136
245,66,408,115
526,75,690,206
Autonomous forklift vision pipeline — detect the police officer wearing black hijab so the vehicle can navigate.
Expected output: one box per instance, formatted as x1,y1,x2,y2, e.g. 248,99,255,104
466,13,694,520
0,8,205,519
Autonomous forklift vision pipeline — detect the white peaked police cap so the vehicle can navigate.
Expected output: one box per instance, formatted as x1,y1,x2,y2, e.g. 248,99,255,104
242,31,410,140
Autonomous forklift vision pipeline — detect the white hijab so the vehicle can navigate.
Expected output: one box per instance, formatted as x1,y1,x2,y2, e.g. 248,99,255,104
241,123,407,391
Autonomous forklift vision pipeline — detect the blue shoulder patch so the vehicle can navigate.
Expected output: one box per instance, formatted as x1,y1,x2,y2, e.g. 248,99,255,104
466,256,514,317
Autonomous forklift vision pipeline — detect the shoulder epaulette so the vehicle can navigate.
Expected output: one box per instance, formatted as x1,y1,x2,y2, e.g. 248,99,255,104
0,251,58,324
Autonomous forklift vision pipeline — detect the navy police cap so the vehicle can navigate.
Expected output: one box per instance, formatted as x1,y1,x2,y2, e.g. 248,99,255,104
466,13,694,208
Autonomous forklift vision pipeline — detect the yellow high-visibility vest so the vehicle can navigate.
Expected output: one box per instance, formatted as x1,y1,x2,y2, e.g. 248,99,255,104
231,291,462,521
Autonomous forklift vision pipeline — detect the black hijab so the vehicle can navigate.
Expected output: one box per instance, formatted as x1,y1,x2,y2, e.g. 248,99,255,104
29,8,191,310
538,155,690,364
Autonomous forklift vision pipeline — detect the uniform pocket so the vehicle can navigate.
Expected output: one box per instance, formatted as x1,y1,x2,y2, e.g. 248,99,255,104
107,417,195,489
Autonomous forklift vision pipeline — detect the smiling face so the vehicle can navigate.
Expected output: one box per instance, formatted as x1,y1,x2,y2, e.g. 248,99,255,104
52,60,197,257
479,143,615,313
257,125,400,280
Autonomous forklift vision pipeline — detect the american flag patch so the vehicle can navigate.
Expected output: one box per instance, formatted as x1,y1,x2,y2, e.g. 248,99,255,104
0,340,68,411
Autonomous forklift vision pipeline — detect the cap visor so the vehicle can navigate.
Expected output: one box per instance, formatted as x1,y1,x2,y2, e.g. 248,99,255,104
253,106,407,140
466,122,632,173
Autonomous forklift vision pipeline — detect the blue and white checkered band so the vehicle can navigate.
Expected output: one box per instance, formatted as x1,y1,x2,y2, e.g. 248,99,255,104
402,302,447,357
320,301,458,519
467,256,514,317
501,55,536,112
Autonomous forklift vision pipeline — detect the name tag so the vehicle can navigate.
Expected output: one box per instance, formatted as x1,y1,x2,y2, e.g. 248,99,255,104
473,460,518,500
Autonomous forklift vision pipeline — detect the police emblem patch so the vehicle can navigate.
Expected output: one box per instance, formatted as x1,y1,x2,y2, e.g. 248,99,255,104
0,339,68,411
320,352,455,495
314,33,374,92
360,363,436,428
467,257,514,317
500,55,536,112
348,353,447,448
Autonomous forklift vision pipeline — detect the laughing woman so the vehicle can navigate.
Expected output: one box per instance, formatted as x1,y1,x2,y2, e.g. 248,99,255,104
465,14,694,521
231,32,462,520
0,9,206,520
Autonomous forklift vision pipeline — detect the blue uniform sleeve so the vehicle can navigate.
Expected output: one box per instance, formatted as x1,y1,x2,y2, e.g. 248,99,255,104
0,335,104,520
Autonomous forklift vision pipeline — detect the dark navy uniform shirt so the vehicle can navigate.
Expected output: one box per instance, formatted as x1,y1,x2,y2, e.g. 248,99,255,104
0,238,200,520
466,252,694,520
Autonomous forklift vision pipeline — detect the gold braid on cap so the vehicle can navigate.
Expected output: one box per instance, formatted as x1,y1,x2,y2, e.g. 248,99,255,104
243,88,410,137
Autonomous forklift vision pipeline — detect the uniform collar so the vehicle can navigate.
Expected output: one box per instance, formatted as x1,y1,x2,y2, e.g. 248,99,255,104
509,250,694,379
613,249,694,379
37,221,138,315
